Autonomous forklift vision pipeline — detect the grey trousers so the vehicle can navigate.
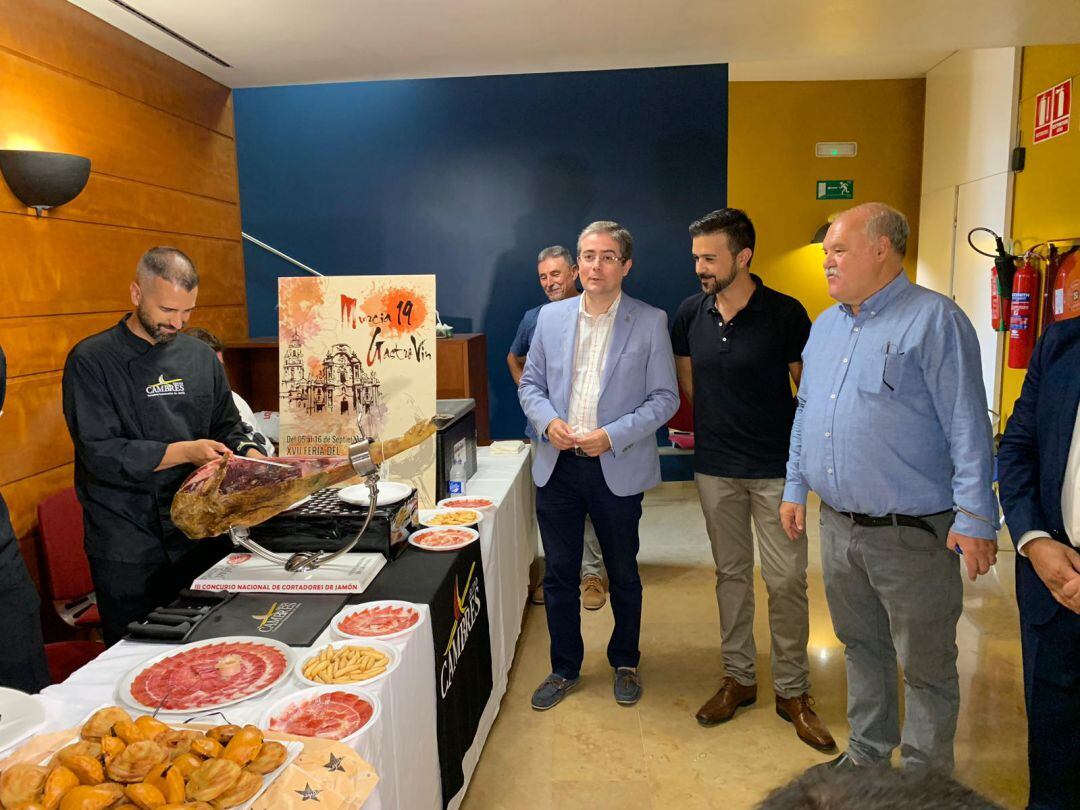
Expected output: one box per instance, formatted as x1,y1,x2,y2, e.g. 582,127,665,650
820,504,962,770
695,474,811,697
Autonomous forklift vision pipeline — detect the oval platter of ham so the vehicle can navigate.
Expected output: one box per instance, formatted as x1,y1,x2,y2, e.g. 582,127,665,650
408,526,479,551
119,636,293,714
263,685,381,743
333,600,424,641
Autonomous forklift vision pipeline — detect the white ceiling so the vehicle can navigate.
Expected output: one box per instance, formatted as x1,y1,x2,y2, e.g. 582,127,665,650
68,0,1080,87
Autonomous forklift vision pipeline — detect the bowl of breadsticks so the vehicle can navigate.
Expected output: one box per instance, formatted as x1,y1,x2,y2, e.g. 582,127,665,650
295,639,399,689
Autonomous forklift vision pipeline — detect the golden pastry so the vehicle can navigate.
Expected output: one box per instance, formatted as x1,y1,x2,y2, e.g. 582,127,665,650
133,716,170,739
219,726,262,767
101,735,127,766
244,741,287,775
1,763,48,808
124,782,166,809
155,730,199,759
170,753,203,779
42,764,80,810
107,740,169,783
188,737,223,759
210,770,260,809
68,754,105,786
81,707,131,740
57,785,118,810
53,741,102,770
205,725,241,744
113,720,147,745
185,759,241,803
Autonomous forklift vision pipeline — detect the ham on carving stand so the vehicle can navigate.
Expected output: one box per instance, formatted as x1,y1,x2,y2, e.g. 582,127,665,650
171,417,436,572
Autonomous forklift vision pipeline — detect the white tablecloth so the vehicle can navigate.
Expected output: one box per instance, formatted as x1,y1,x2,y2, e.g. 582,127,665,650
36,446,534,810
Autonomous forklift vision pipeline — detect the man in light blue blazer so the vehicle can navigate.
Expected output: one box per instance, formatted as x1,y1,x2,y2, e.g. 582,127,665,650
519,220,679,709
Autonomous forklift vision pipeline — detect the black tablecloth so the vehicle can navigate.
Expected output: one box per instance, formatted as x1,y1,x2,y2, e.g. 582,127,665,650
356,544,493,807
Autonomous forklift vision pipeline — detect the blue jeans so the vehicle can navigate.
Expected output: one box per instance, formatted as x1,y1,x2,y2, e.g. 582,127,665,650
536,452,643,679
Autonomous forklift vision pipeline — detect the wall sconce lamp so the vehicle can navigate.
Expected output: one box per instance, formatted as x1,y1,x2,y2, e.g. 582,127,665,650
811,222,831,244
0,149,91,216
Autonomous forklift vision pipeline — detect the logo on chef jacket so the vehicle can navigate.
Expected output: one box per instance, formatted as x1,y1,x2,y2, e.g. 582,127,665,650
252,601,301,634
145,373,185,397
439,562,483,699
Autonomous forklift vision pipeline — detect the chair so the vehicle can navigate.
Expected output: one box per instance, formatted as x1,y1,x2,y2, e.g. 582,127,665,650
667,391,695,451
45,640,105,685
36,487,100,629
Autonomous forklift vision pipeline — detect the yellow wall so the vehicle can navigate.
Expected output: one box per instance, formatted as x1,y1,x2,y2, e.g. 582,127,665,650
1000,44,1080,425
728,80,926,321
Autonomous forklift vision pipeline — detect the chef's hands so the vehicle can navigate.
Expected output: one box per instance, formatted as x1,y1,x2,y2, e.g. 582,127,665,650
947,531,998,581
780,501,806,541
545,419,577,451
155,439,230,471
244,448,266,458
1026,538,1080,613
183,439,231,466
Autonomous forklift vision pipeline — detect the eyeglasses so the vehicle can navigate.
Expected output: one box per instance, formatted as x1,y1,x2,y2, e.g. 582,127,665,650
578,252,625,266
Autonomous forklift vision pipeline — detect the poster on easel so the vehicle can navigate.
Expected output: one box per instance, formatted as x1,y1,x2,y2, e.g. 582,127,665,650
278,275,437,506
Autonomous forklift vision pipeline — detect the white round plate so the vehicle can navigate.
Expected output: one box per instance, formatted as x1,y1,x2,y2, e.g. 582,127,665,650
262,685,381,745
437,495,497,511
0,687,45,755
332,600,425,641
408,526,480,552
295,639,400,689
338,481,413,507
118,636,294,715
418,507,483,528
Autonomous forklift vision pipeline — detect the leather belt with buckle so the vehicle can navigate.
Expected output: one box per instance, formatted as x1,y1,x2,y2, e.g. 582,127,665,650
834,508,952,536
570,447,594,458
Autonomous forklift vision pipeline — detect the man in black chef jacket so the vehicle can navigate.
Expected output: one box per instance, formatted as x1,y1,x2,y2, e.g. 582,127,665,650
62,247,264,645
0,345,51,691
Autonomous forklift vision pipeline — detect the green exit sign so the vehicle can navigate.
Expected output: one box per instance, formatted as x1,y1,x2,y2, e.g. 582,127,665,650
817,180,853,200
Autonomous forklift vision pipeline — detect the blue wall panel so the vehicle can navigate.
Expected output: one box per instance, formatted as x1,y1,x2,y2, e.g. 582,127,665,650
235,64,727,441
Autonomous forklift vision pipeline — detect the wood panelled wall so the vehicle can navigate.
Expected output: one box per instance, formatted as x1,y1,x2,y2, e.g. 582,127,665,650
0,0,248,591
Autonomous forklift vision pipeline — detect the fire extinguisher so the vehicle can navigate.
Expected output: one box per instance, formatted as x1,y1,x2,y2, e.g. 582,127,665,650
1008,258,1040,369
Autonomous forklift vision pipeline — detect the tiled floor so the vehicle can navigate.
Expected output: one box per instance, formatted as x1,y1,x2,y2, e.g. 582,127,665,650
463,483,1028,809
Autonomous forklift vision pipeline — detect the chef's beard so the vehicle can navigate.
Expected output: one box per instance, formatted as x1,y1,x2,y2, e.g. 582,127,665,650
136,303,180,344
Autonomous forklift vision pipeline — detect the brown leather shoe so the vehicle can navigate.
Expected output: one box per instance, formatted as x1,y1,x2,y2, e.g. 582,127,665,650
695,677,757,726
582,575,606,610
775,693,837,753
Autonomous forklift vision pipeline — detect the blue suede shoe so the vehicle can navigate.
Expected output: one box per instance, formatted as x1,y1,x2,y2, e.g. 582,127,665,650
614,667,642,705
531,673,580,711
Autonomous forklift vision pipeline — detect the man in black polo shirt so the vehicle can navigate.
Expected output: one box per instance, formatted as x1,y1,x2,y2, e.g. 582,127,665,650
671,209,834,752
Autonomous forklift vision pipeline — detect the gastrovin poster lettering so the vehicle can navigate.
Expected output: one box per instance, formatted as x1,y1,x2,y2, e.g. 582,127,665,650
278,275,437,505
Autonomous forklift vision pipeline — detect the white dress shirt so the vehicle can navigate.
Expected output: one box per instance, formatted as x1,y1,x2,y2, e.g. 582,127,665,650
1017,400,1080,554
566,293,621,435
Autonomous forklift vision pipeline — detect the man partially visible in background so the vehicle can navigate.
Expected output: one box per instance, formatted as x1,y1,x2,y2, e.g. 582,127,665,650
509,245,607,611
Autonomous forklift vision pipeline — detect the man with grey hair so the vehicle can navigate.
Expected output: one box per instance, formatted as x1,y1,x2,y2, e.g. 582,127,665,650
520,221,679,709
63,246,265,644
780,203,998,773
509,245,607,610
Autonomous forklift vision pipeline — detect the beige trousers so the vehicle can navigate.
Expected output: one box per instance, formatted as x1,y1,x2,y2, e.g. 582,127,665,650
695,474,810,697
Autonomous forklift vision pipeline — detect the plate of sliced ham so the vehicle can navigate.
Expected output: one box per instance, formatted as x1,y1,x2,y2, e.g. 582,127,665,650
263,685,380,744
333,600,424,641
118,636,293,714
408,526,479,551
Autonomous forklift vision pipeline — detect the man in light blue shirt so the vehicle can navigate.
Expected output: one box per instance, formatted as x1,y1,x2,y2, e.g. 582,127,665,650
780,203,998,773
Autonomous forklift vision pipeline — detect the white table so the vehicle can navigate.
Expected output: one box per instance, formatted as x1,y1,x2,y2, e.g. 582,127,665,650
37,446,535,809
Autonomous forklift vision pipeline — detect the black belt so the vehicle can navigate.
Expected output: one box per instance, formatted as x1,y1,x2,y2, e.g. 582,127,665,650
564,447,599,460
832,507,953,536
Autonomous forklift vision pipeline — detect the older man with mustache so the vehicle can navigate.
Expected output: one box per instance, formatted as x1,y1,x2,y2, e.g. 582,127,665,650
781,203,998,774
